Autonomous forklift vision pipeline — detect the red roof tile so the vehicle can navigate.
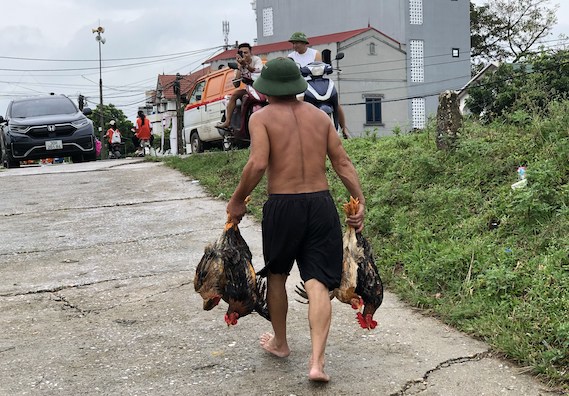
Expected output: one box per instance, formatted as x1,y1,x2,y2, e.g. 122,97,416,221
206,27,398,63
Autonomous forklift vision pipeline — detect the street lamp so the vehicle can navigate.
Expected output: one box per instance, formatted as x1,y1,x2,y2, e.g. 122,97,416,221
92,26,106,159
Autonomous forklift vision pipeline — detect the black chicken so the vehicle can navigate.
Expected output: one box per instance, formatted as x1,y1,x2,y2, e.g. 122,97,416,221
194,215,270,326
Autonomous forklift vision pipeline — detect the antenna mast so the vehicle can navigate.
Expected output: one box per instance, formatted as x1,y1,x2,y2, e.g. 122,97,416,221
222,21,230,50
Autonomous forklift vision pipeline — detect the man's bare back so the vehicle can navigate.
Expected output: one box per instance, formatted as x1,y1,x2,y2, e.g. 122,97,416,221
248,97,348,195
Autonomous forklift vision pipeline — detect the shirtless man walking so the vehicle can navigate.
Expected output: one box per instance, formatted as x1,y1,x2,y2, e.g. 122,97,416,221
226,57,365,382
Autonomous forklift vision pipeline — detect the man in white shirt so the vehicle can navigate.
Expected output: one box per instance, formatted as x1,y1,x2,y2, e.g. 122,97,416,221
217,43,263,130
287,32,322,67
288,32,351,138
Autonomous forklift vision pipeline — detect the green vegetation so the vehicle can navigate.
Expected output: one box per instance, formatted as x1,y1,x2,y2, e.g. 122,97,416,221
467,49,569,123
163,100,568,389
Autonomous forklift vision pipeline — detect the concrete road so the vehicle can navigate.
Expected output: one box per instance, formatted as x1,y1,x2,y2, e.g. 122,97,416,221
0,160,562,396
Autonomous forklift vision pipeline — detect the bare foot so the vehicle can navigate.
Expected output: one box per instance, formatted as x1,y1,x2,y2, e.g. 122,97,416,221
308,356,330,382
308,368,330,382
259,333,290,357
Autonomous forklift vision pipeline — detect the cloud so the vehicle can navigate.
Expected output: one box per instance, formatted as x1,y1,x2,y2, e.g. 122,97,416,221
0,0,257,118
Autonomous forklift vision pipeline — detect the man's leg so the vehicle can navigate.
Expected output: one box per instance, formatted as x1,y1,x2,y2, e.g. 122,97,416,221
304,278,332,382
218,90,244,128
260,273,291,357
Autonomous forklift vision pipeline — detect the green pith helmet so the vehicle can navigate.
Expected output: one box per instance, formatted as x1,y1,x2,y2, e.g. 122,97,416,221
253,57,308,97
288,32,309,44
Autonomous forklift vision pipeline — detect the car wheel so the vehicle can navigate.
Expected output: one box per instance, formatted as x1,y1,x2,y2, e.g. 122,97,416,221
0,138,20,168
83,149,97,162
190,132,203,153
222,136,233,151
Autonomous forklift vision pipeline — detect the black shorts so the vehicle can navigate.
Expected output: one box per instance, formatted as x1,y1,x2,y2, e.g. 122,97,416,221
259,190,342,290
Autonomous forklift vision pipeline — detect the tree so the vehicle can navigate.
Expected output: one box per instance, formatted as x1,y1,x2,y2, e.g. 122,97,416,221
471,0,559,63
465,49,569,122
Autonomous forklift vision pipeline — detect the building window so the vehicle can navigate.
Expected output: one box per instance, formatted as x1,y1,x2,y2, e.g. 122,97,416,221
369,42,376,55
363,95,383,125
410,40,424,83
412,98,426,129
452,48,460,57
262,8,273,37
409,0,423,25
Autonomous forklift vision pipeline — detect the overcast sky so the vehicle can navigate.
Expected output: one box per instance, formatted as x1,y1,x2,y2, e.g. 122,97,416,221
0,0,258,120
0,0,567,121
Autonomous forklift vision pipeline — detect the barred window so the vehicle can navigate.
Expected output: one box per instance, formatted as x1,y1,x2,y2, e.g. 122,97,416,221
412,98,426,129
410,39,424,83
409,0,423,25
262,8,273,37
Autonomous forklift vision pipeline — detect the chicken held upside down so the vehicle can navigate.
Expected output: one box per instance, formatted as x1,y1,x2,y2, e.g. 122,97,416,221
194,215,269,326
295,196,383,329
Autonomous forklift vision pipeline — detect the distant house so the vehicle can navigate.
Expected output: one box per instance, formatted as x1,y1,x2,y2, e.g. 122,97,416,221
457,62,500,114
206,27,409,136
143,68,210,136
250,0,471,135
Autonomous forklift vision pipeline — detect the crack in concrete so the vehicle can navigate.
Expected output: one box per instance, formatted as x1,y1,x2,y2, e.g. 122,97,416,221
0,346,16,354
52,292,90,315
1,195,207,218
2,272,194,318
390,350,494,396
0,270,191,298
0,230,196,257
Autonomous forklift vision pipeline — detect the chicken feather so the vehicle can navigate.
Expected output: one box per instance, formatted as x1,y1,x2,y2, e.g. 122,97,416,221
195,211,270,326
294,196,383,330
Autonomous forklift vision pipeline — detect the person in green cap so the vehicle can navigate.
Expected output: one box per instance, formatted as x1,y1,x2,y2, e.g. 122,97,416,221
288,31,322,67
287,31,351,138
226,57,365,383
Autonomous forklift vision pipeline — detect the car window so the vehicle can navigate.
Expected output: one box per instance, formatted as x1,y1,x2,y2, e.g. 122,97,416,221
189,82,206,104
11,97,78,118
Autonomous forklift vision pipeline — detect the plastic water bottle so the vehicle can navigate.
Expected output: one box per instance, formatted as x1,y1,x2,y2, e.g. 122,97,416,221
517,166,526,180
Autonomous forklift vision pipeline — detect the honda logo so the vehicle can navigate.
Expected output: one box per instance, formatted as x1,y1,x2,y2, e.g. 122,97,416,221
47,125,56,132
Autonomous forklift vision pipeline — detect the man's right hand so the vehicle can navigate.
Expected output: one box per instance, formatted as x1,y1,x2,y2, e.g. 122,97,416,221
226,197,247,225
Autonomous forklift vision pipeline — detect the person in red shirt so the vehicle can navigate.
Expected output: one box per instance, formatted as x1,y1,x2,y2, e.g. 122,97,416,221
133,111,153,155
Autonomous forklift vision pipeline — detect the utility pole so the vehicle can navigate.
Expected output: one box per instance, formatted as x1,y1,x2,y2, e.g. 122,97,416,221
173,73,183,155
92,26,106,159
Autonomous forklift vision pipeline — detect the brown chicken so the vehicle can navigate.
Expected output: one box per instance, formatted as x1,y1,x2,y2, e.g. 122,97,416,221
295,197,383,329
194,215,270,326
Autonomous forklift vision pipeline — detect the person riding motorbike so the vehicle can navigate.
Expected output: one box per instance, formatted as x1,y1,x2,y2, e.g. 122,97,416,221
297,52,351,139
105,120,122,158
216,43,263,130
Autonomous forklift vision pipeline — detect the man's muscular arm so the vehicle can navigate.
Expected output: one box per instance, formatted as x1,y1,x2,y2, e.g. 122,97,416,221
226,114,269,223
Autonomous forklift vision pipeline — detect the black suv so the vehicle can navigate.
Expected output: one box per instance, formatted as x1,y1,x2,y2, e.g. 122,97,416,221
0,95,97,168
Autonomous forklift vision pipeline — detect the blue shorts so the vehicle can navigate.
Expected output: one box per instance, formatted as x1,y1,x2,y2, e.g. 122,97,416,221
258,190,342,290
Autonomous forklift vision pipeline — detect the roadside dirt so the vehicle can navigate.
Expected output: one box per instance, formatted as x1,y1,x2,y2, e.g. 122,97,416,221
0,160,562,395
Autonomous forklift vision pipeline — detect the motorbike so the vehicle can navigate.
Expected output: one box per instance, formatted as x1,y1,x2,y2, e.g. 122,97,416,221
108,143,122,159
216,62,268,150
299,52,347,137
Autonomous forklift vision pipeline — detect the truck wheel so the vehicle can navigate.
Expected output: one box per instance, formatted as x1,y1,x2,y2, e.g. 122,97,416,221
190,132,203,153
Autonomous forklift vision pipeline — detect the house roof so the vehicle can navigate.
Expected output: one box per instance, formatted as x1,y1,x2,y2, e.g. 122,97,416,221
457,62,500,97
206,27,400,63
156,67,211,100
